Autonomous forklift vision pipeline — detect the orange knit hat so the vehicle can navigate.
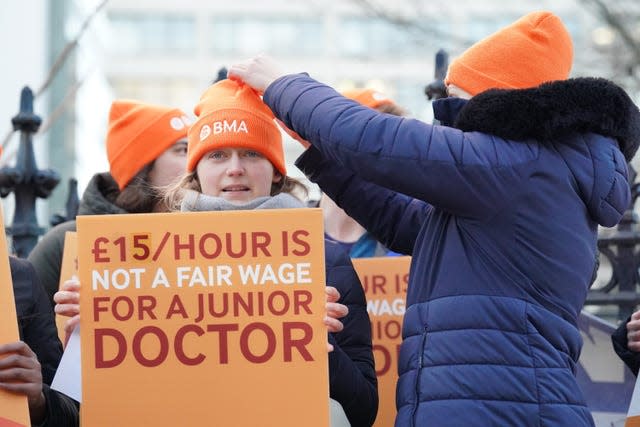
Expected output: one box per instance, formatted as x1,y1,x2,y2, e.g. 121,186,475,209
445,11,573,96
107,100,191,189
187,79,285,175
342,88,396,110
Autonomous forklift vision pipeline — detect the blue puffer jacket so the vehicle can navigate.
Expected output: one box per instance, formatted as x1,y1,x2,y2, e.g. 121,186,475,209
265,74,640,426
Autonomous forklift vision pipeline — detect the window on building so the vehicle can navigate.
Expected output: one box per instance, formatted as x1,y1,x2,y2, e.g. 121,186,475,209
211,16,323,56
337,16,435,58
108,13,196,56
109,77,197,113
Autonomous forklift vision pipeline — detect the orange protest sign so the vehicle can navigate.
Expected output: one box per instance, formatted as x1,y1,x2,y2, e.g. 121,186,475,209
352,256,410,427
77,209,329,426
0,207,29,427
56,232,78,345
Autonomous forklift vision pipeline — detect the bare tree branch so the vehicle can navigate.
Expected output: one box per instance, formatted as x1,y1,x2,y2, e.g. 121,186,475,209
577,0,640,64
35,0,109,98
1,0,109,151
350,0,475,48
575,0,640,88
38,73,88,136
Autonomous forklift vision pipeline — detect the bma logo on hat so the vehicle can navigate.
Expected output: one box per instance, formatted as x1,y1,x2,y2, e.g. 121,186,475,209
199,125,211,141
212,119,248,135
170,115,192,131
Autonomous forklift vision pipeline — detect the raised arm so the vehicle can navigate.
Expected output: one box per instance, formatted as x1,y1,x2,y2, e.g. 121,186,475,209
297,146,429,255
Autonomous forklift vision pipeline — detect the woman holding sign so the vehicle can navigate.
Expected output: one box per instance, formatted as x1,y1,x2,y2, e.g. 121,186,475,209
161,78,378,427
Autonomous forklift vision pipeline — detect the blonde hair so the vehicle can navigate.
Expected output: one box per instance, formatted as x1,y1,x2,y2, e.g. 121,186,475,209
162,171,308,212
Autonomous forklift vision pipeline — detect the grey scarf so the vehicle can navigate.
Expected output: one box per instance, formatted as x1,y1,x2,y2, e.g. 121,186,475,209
180,190,304,212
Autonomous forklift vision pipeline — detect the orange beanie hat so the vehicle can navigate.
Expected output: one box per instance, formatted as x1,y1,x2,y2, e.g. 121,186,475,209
445,11,573,96
342,88,396,110
107,100,191,189
187,79,285,175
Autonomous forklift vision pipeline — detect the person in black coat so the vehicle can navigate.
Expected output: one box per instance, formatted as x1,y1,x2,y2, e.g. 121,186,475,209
612,310,640,376
0,256,78,426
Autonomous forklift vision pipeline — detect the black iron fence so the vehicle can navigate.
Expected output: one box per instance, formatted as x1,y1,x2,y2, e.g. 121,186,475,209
0,87,76,258
587,164,640,321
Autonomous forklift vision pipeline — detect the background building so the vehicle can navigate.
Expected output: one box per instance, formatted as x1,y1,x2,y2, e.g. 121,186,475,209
3,0,638,221
1,1,639,424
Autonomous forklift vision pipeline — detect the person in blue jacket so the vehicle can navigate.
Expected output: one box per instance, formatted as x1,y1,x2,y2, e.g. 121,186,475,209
161,78,378,427
228,10,640,427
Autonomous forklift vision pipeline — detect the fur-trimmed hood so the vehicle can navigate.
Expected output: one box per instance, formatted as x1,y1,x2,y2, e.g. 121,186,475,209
432,77,636,227
435,77,640,161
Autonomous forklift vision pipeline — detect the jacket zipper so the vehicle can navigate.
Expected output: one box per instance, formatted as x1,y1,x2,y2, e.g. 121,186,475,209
410,327,428,427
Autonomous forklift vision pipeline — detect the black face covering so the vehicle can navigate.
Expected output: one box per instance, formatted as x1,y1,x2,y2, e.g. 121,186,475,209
432,97,469,127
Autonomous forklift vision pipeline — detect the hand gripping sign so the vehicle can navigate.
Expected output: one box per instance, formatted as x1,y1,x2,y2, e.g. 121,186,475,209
0,206,29,427
77,208,329,427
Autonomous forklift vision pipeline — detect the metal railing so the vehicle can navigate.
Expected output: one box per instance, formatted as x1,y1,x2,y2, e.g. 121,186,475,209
0,87,76,257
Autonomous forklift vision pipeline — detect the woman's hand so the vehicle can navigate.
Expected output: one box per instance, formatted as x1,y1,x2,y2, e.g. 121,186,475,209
325,286,349,352
0,341,46,423
54,277,80,318
54,277,81,347
627,310,640,351
228,54,288,94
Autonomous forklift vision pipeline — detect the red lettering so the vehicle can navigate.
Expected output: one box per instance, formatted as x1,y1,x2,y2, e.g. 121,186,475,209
92,237,110,262
282,231,289,256
291,230,310,256
267,291,290,316
166,294,189,319
395,273,409,293
240,322,276,363
363,275,386,295
207,324,239,364
198,233,222,259
252,231,271,256
95,328,126,368
132,326,169,367
174,234,195,260
112,296,134,321
373,344,391,375
175,325,205,365
283,322,313,362
138,295,157,320
93,296,111,321
226,232,247,258
293,290,312,315
372,320,403,340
